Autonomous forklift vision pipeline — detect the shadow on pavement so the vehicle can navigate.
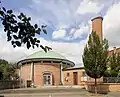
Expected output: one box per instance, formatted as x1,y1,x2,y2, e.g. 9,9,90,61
0,95,4,97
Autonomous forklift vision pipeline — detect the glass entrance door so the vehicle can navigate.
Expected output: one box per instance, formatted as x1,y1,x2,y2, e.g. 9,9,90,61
43,73,52,85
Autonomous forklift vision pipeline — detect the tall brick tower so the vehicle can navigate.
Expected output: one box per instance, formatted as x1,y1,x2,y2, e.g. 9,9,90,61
91,16,103,41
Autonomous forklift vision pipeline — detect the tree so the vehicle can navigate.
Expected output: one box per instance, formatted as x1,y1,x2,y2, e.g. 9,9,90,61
0,1,51,52
105,52,120,77
82,31,109,93
0,59,18,80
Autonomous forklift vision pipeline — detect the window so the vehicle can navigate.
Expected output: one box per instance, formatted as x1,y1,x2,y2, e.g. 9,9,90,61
53,61,60,63
62,62,66,64
82,71,87,77
65,73,70,82
67,73,70,77
33,61,41,63
43,72,52,85
43,61,51,63
81,71,88,82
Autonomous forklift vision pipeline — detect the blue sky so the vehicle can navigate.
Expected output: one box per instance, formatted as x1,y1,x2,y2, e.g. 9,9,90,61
0,0,120,66
1,0,115,41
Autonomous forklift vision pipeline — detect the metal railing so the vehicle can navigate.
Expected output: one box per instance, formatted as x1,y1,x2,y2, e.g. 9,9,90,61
82,77,120,83
103,77,120,83
0,80,20,89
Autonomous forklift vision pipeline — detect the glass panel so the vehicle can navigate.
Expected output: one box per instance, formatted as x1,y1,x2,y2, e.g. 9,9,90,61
43,73,51,75
48,76,50,79
43,73,52,85
43,76,47,84
46,75,50,85
67,73,70,77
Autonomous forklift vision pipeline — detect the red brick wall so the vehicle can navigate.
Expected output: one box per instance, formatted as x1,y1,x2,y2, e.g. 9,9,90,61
92,17,103,41
86,83,120,92
63,69,85,85
108,48,120,56
63,69,103,86
21,63,31,81
34,62,60,86
20,62,61,86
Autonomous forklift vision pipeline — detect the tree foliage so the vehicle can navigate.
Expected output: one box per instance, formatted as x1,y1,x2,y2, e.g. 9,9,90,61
0,59,19,80
82,32,109,79
82,31,109,93
0,1,51,51
105,52,120,77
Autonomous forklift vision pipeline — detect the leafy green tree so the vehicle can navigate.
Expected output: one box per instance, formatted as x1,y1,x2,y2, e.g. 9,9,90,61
0,59,8,64
82,31,109,93
0,1,51,51
0,59,18,80
106,52,120,77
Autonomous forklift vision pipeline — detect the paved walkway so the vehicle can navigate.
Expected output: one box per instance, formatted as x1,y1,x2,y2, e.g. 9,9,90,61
106,92,120,97
0,88,119,97
0,93,106,97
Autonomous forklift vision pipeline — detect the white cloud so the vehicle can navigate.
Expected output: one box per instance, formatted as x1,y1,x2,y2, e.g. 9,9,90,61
20,0,112,41
0,27,38,62
103,1,120,49
1,0,120,67
52,22,90,40
76,0,104,14
73,23,90,39
25,0,80,30
0,30,88,66
52,29,66,39
66,20,92,40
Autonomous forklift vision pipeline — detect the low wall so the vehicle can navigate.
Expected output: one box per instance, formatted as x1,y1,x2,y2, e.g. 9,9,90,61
0,80,20,90
85,83,120,93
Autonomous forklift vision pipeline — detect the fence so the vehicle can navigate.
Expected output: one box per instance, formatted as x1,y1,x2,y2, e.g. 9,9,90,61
103,77,120,83
84,77,120,83
0,80,20,90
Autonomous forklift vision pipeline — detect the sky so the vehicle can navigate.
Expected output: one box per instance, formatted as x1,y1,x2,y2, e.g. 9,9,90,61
0,0,120,66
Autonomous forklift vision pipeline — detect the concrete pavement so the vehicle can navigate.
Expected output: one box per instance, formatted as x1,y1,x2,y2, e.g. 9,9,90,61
0,88,119,97
0,88,89,97
0,93,89,97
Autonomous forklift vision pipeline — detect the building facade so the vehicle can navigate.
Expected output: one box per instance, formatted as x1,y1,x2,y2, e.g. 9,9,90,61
17,51,75,87
63,67,103,86
17,16,120,88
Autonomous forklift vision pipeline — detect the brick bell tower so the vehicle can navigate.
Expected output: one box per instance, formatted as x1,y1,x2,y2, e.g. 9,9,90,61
91,16,103,41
